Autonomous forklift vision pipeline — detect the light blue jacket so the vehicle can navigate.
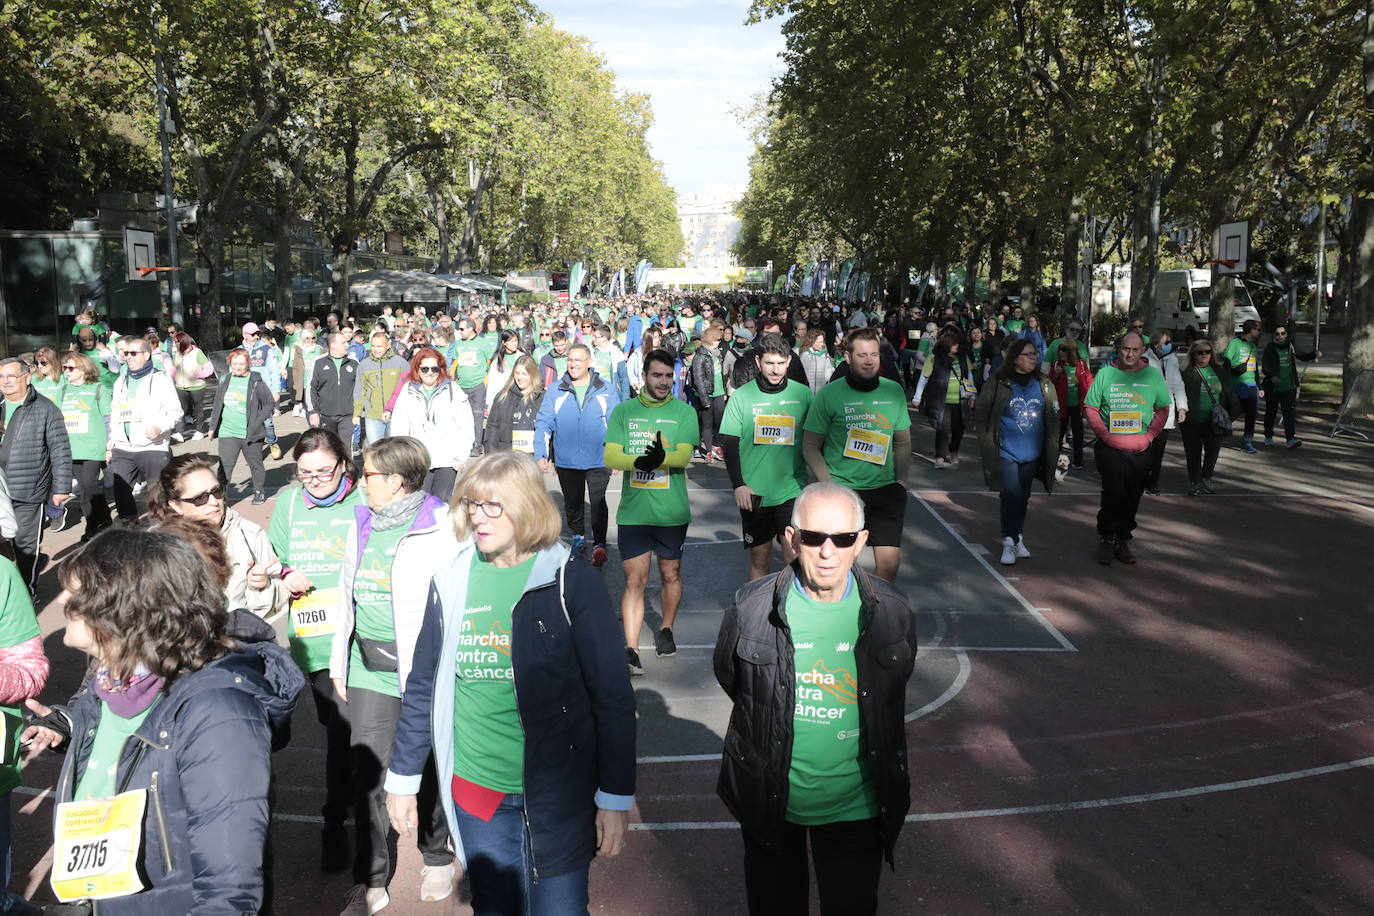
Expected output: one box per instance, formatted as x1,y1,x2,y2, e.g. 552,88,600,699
533,370,621,469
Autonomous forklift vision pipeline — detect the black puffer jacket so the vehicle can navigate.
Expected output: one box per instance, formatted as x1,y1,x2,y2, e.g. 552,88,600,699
714,563,917,864
0,386,72,503
690,344,727,402
483,386,546,453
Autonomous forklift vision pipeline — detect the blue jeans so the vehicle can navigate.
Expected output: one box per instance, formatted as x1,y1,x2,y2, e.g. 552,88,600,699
453,793,590,916
999,458,1038,540
263,415,277,445
363,417,389,445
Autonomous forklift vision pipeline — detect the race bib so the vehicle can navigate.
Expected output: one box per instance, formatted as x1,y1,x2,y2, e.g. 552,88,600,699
114,403,136,424
1245,354,1257,374
1109,410,1143,434
960,378,978,399
52,790,147,902
843,426,890,464
457,350,479,367
511,430,534,454
290,587,339,639
752,414,795,446
630,468,669,489
64,414,90,435
907,329,921,340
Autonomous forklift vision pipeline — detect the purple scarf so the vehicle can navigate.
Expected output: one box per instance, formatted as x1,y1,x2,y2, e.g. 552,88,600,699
93,666,165,718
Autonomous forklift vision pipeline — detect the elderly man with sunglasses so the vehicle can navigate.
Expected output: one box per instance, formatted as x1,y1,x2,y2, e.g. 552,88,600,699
106,337,182,523
713,481,916,916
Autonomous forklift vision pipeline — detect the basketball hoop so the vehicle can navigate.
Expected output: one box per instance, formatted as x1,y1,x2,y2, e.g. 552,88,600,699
136,266,182,277
1201,259,1238,268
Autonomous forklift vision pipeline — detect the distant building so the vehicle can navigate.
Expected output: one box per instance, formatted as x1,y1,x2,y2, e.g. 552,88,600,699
678,187,744,270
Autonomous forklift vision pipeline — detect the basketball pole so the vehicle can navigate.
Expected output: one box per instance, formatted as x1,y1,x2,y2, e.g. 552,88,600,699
1314,199,1326,354
154,13,184,328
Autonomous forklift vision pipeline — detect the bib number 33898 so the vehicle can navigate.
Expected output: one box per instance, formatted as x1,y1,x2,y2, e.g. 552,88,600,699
52,789,147,902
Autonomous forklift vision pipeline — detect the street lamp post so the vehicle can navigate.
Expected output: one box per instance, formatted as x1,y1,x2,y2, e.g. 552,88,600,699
153,13,184,327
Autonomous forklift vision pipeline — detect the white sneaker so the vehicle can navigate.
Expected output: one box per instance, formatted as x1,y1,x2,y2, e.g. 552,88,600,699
419,864,455,902
1000,536,1017,565
933,458,946,470
1016,536,1031,558
191,431,205,440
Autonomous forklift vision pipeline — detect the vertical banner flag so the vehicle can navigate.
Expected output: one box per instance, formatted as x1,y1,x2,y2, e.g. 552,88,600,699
816,261,831,297
786,263,797,293
635,261,653,295
569,262,585,298
836,259,854,300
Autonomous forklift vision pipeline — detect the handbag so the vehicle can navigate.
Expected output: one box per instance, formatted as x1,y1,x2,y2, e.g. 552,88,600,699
1202,376,1231,435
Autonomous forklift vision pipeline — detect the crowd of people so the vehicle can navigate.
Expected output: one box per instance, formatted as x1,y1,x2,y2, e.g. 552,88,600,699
0,290,1324,915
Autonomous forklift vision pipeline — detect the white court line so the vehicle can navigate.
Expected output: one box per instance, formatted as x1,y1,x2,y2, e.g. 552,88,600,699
907,649,971,722
912,493,1076,652
625,754,1374,830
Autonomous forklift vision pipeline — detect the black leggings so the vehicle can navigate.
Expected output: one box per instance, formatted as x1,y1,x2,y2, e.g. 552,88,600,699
72,459,111,536
177,387,207,433
1180,422,1222,485
1059,408,1085,466
698,395,726,452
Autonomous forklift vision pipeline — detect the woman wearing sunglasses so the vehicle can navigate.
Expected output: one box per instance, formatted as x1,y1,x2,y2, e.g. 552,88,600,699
207,348,278,505
1180,339,1240,496
148,453,288,617
388,348,474,502
57,353,113,540
267,428,362,871
330,436,460,914
30,346,64,403
385,451,635,916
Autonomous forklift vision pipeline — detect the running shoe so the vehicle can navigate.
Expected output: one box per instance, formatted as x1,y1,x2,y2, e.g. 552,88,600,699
419,864,455,902
269,443,282,461
1188,485,1201,497
1286,438,1303,450
1113,539,1137,564
1097,537,1114,566
933,458,946,470
191,431,206,440
947,454,960,467
1201,478,1217,494
1015,536,1030,559
591,544,608,567
571,534,586,554
252,491,267,506
627,647,645,676
1145,485,1161,496
1000,537,1017,566
1263,437,1275,446
1242,441,1258,454
339,884,389,916
655,627,677,657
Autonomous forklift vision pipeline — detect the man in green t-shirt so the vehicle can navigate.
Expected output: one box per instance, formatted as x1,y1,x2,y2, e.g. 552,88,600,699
1083,331,1171,565
1223,319,1263,452
449,319,495,454
801,328,911,584
603,348,698,675
719,333,813,582
713,481,916,913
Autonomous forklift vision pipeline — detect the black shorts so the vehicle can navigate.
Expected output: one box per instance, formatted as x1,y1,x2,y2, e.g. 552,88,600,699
740,498,794,549
856,482,907,548
618,523,689,561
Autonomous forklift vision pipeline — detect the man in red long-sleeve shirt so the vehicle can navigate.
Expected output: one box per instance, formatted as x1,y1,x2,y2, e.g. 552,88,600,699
1083,331,1171,565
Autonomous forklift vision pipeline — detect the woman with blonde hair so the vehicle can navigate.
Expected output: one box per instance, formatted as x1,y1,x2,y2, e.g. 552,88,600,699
57,352,113,539
385,451,635,915
689,322,729,460
483,354,546,455
31,346,64,402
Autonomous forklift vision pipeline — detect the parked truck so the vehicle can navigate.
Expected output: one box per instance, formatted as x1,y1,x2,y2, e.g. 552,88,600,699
1090,265,1261,335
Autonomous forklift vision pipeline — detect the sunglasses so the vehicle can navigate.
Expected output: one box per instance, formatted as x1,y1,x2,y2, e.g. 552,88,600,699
1196,350,1213,355
120,349,145,357
172,485,224,506
418,366,441,375
62,364,78,371
796,529,861,548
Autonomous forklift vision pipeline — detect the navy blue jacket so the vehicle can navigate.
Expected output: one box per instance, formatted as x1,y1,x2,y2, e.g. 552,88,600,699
53,619,304,914
386,542,636,878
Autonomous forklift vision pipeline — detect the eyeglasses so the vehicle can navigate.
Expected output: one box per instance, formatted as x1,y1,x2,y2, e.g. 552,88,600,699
796,529,861,548
417,366,440,375
171,485,224,506
296,463,342,482
460,497,505,519
1275,331,1288,336
362,470,397,481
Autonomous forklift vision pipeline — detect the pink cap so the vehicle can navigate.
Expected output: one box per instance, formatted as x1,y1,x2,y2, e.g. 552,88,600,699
242,322,261,335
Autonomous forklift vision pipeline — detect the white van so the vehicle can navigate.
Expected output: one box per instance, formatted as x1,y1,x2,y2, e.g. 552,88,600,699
1154,269,1261,334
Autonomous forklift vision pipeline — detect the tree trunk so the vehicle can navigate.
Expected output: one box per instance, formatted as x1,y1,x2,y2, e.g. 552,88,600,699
963,241,982,308
330,244,353,322
195,217,225,349
1061,197,1083,330
1018,219,1040,310
1208,192,1242,350
459,156,493,274
931,250,949,302
1129,173,1162,324
1346,0,1374,395
987,230,1005,307
423,168,451,274
271,175,294,322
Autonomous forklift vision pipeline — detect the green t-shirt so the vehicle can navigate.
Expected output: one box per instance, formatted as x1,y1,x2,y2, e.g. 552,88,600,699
718,379,812,507
75,700,158,802
802,377,912,491
269,484,362,673
785,576,877,825
606,394,699,526
0,559,40,795
452,552,536,793
450,337,495,388
573,375,590,407
59,383,110,462
347,522,410,698
920,356,965,403
1193,367,1221,420
711,361,724,398
218,375,250,439
1084,364,1171,436
1224,339,1258,386
121,372,144,440
1004,318,1026,333
32,376,63,403
1274,346,1297,392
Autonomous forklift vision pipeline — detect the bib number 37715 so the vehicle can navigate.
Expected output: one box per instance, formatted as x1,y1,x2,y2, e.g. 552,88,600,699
52,789,147,902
